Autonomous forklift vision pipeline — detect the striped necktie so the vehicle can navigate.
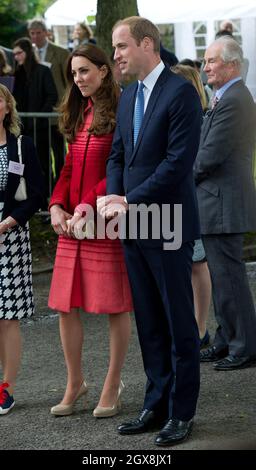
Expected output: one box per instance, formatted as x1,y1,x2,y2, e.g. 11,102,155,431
211,95,219,109
133,81,145,146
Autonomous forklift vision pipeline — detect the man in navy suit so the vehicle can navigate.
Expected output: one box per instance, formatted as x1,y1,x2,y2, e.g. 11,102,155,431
97,16,202,446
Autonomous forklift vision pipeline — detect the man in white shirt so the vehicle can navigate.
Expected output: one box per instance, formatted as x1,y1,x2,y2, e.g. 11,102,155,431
98,16,202,446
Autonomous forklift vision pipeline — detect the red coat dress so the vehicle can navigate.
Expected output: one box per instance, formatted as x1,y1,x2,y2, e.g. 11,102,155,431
48,101,133,314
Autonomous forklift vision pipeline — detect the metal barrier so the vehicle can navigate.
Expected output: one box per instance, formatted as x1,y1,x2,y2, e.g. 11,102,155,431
18,112,65,197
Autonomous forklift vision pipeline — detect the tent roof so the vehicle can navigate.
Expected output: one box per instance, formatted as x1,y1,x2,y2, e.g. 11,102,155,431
139,0,256,23
45,0,96,26
45,0,256,26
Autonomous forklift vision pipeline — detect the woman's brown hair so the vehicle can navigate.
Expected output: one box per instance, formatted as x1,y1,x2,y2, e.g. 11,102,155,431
59,44,120,142
13,37,38,78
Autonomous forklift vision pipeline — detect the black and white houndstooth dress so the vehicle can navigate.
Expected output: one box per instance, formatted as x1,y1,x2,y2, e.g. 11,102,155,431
0,143,34,320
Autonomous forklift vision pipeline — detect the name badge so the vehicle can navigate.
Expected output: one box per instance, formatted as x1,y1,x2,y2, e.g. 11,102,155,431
8,161,24,176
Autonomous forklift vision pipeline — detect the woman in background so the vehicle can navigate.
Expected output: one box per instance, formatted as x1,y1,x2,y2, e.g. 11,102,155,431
172,63,208,112
0,49,14,92
72,22,96,49
13,37,57,205
172,64,211,348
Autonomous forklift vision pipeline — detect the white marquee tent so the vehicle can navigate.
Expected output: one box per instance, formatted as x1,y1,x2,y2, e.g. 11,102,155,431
139,0,256,23
45,1,256,98
45,0,256,26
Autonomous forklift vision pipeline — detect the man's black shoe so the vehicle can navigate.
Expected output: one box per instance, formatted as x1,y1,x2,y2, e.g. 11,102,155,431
155,418,193,446
117,409,157,435
214,355,256,371
200,345,228,362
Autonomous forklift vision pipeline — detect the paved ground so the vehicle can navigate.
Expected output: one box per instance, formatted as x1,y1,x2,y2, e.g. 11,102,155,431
1,264,256,451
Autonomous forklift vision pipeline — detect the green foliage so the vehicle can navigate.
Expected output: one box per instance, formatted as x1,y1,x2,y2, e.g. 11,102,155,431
87,15,96,25
30,214,57,265
0,0,11,14
160,25,175,53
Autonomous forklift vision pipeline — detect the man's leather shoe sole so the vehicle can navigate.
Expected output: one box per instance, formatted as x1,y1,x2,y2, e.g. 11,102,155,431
118,423,156,435
214,355,256,371
155,418,193,446
118,410,159,435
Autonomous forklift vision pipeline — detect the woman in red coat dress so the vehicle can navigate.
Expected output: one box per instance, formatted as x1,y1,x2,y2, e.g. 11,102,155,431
48,45,133,417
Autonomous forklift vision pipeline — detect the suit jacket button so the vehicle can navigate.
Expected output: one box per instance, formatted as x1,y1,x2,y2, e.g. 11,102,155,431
129,166,133,171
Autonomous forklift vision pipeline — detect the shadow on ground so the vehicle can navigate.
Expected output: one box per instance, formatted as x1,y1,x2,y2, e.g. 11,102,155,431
1,266,256,450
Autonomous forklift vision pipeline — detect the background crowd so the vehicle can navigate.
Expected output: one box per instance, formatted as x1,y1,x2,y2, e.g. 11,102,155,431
0,15,255,449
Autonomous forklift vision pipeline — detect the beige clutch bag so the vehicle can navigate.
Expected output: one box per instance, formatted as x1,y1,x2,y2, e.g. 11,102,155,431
68,218,96,240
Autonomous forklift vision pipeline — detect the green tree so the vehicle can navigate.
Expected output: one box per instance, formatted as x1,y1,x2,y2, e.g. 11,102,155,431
96,0,138,57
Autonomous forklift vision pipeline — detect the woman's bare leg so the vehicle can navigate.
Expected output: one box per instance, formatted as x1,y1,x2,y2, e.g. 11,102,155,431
0,320,22,395
97,312,131,407
58,308,85,404
192,262,212,338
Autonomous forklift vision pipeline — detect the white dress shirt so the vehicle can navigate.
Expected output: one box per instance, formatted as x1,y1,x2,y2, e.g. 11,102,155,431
138,60,165,112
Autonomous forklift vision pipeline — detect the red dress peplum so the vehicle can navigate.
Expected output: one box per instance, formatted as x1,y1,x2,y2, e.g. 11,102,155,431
48,101,133,314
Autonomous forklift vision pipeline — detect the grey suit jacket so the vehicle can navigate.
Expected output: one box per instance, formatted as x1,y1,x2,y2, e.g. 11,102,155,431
194,80,256,234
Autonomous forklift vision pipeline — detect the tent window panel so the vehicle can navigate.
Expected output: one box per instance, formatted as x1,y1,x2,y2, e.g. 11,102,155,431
197,50,205,60
193,22,207,60
195,37,206,47
193,22,207,34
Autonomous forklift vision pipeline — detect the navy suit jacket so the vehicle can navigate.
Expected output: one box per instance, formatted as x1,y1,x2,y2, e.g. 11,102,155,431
107,67,202,244
2,132,44,226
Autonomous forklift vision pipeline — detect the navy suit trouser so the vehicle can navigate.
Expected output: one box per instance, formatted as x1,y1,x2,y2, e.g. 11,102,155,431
123,240,200,421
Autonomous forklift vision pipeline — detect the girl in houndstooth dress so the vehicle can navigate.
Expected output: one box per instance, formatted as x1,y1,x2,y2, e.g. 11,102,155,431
0,84,44,414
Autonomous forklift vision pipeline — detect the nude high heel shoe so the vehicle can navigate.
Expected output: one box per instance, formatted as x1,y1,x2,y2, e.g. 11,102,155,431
50,381,88,416
93,380,125,418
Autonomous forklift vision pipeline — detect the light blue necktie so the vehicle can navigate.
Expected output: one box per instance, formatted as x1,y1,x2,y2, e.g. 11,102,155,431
133,81,145,146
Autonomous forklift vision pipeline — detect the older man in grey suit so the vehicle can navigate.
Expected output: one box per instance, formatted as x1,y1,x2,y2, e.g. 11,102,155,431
194,37,256,370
